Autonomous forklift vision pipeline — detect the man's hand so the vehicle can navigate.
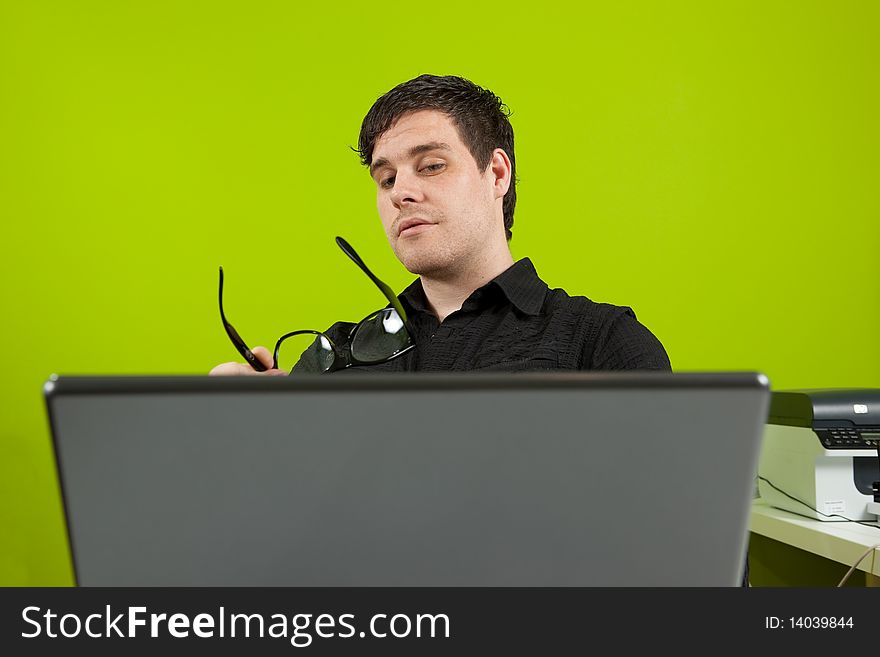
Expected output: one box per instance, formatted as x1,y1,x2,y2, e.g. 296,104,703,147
209,346,288,376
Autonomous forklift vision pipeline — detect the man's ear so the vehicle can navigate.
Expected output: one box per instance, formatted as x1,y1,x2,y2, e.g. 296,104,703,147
488,148,512,200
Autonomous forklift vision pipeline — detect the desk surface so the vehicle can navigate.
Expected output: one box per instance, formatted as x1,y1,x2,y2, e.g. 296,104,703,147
750,500,880,578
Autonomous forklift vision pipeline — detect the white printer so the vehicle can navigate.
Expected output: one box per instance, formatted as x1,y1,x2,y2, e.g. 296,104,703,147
758,389,880,522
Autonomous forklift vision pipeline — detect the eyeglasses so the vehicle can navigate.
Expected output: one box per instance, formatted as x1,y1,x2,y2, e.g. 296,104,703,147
219,236,415,374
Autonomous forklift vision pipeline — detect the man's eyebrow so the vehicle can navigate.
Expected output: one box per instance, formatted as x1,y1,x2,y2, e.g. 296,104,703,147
370,141,452,177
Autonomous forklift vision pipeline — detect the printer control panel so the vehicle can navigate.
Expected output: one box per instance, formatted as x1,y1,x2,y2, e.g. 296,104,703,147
817,428,880,449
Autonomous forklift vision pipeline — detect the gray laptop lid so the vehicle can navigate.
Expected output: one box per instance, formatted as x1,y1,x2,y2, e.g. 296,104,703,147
45,372,770,586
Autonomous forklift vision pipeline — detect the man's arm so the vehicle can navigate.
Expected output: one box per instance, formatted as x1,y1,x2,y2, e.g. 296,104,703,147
587,308,671,371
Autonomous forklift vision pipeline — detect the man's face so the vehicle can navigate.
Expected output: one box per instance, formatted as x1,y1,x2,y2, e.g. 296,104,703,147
369,110,505,278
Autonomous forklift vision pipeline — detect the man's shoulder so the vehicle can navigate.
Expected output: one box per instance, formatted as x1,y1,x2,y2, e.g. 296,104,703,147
543,286,635,320
542,286,671,371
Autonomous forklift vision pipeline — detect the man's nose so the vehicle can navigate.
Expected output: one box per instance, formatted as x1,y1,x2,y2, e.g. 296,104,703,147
389,170,423,207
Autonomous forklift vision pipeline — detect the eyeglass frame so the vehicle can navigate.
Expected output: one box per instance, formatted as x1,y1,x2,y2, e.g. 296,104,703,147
218,236,415,373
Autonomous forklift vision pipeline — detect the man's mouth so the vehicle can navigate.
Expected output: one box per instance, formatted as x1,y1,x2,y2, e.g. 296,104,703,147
398,218,434,237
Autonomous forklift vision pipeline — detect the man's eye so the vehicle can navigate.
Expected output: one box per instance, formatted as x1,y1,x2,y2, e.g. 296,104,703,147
423,163,445,173
380,176,395,189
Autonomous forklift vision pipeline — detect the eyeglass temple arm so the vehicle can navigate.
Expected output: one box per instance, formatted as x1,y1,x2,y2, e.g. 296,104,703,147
218,266,269,371
335,237,413,332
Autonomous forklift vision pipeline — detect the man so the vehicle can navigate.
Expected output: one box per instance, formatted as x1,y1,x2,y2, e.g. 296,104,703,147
210,74,670,376
209,75,755,587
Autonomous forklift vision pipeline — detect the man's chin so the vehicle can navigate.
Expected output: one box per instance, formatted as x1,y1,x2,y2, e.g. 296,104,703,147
394,245,452,277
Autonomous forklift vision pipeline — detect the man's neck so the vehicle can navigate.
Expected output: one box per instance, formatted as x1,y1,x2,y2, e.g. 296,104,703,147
420,247,515,323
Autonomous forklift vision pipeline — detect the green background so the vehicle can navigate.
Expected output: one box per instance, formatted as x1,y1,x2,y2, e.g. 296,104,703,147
1,1,877,585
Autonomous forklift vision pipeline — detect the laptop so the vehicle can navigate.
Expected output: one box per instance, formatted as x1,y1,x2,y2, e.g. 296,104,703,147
44,371,770,586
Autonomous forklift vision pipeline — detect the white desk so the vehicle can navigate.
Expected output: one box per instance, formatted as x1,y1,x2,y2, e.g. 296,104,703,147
750,500,880,586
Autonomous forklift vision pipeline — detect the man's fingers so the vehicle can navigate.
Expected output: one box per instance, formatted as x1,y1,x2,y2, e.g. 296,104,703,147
208,345,288,376
251,346,275,370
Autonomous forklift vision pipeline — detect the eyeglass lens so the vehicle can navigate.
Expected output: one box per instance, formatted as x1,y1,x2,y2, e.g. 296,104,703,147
350,307,409,364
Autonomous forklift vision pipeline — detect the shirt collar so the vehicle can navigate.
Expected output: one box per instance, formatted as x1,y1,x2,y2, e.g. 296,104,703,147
490,258,548,315
398,258,547,317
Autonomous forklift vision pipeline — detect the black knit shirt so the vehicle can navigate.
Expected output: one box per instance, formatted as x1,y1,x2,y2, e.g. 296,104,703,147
302,257,670,374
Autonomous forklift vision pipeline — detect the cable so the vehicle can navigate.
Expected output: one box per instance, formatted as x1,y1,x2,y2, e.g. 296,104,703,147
874,445,880,503
757,476,880,530
837,543,880,587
